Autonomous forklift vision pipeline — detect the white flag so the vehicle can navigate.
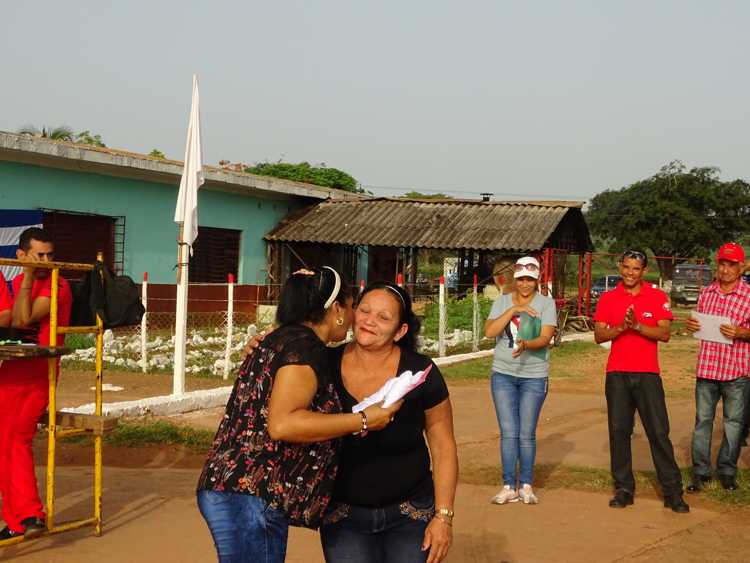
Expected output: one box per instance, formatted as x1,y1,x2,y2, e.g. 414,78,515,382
174,74,204,248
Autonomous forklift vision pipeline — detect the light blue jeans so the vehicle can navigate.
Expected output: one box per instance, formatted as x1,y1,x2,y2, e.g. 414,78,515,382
490,372,548,487
692,377,750,478
197,490,289,563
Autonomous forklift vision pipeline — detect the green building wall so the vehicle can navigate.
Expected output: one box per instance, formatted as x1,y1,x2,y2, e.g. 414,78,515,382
0,161,305,283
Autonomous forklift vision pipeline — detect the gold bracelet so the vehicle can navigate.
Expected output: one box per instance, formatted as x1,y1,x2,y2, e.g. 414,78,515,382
436,507,454,518
433,514,453,526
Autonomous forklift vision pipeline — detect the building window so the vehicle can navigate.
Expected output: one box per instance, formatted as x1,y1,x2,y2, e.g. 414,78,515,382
42,210,122,277
189,226,241,283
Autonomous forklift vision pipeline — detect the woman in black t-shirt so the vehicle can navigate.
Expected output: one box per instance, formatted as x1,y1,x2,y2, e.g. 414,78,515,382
321,282,458,563
197,269,400,563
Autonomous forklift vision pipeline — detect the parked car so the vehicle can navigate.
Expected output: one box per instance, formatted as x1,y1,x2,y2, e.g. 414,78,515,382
670,263,712,305
590,275,621,300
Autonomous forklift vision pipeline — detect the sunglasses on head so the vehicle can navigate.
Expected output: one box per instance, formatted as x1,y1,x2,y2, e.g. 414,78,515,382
513,263,539,273
622,250,646,262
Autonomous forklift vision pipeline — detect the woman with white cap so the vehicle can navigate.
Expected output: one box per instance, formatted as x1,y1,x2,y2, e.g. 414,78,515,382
484,256,557,505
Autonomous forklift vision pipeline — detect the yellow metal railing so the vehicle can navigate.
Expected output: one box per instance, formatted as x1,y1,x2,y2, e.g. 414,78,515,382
0,255,108,547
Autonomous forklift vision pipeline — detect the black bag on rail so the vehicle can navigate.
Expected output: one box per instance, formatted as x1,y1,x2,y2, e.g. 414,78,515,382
69,262,145,328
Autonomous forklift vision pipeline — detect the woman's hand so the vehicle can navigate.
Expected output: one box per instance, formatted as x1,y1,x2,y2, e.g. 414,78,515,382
362,400,403,431
513,304,538,317
511,339,527,358
422,516,453,563
243,328,271,357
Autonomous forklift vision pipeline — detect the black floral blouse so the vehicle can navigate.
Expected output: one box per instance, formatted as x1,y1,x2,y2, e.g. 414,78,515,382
196,324,342,529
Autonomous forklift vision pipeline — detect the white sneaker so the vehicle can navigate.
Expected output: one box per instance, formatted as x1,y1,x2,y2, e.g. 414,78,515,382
490,485,519,505
519,484,538,505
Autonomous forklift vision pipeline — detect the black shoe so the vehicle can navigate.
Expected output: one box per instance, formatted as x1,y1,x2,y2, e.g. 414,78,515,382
0,526,22,540
686,475,711,493
719,476,738,491
20,517,45,539
609,490,634,508
664,494,690,513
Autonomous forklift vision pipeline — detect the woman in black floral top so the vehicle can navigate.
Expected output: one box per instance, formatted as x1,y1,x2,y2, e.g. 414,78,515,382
197,268,401,563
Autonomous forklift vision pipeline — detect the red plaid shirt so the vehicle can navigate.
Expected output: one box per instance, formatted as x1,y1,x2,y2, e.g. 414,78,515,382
694,280,750,381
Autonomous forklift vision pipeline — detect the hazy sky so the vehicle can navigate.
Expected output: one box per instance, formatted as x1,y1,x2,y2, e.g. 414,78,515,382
2,1,748,201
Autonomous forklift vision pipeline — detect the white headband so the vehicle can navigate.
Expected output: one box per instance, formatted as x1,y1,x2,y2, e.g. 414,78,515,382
322,266,342,309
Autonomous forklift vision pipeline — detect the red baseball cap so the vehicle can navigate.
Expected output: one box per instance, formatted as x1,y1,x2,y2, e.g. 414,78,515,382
717,242,745,263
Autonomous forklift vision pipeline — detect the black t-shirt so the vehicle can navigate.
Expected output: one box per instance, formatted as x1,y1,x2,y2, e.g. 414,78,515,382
329,345,450,507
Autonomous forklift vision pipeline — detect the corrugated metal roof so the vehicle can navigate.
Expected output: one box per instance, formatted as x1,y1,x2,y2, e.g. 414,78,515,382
265,198,590,251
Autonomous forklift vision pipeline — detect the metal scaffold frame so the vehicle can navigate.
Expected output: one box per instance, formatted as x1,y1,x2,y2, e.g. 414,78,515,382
0,254,113,548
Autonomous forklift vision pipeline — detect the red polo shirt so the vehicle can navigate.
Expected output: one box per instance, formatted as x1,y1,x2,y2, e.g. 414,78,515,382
593,282,673,374
0,273,71,384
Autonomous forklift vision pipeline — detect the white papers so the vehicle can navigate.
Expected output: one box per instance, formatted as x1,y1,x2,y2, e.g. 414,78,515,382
691,312,732,345
352,364,432,413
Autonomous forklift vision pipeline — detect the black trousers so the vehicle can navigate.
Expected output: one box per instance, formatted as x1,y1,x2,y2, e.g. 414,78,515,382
605,372,683,497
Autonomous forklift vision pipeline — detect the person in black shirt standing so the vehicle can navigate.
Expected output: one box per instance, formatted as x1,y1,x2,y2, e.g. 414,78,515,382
321,282,458,563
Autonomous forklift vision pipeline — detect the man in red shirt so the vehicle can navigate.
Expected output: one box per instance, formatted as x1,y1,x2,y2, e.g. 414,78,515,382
0,271,11,327
0,228,72,540
594,250,689,513
685,243,750,493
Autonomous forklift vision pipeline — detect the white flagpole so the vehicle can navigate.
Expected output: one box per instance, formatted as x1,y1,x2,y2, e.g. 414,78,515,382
173,74,203,396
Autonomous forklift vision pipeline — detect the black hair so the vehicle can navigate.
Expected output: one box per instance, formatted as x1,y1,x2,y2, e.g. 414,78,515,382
358,281,421,352
622,249,648,267
276,267,352,326
19,227,53,251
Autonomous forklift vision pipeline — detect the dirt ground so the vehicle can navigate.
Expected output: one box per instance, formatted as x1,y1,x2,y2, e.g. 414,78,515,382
4,335,750,562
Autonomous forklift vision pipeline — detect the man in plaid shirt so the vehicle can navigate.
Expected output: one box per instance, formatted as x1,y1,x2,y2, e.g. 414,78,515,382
686,242,750,492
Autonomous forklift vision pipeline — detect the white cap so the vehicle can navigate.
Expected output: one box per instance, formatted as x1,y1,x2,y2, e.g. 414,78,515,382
513,256,540,280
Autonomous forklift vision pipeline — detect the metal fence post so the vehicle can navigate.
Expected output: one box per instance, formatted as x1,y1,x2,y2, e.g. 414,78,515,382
224,273,235,380
439,275,446,357
140,272,148,373
472,273,479,352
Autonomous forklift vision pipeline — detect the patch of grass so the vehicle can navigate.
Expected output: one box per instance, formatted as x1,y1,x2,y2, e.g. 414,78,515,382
61,420,215,451
701,470,750,507
421,294,494,338
462,463,750,508
64,334,96,350
439,340,603,381
441,357,493,381
550,340,600,360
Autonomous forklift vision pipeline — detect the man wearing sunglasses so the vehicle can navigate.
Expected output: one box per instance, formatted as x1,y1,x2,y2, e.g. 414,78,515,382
594,250,689,513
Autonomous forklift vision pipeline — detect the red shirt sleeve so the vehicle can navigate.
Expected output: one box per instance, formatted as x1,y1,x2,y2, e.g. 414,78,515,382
0,272,11,312
653,289,674,322
593,293,611,323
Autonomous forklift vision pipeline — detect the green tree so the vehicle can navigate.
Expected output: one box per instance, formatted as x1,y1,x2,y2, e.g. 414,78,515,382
245,162,359,193
74,130,106,147
149,149,166,159
18,124,74,141
586,160,750,280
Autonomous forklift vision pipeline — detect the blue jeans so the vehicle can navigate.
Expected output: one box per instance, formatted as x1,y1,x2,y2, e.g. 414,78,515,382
197,490,289,563
320,494,434,563
692,377,750,478
490,372,548,487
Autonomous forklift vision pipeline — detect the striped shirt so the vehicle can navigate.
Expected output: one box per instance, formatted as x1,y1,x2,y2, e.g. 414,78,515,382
694,281,750,381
